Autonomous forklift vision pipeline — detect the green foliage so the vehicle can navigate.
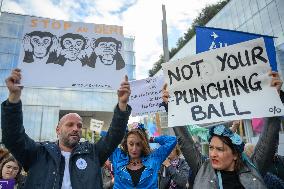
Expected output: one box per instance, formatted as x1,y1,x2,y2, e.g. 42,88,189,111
148,0,230,77
84,130,101,143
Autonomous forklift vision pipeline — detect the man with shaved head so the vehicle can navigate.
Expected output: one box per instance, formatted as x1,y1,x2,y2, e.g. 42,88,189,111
1,68,131,189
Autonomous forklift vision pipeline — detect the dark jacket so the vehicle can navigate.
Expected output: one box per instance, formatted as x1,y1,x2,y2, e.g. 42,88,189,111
159,158,191,189
263,172,284,189
267,154,284,181
1,100,131,189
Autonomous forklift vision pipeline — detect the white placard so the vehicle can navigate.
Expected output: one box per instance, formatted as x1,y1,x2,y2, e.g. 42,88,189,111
18,16,125,90
90,118,104,132
129,75,166,116
162,38,284,126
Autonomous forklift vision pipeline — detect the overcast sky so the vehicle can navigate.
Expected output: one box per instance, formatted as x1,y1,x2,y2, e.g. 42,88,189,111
2,0,221,79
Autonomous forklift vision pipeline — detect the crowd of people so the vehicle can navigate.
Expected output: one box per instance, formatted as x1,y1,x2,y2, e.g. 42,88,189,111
0,68,284,189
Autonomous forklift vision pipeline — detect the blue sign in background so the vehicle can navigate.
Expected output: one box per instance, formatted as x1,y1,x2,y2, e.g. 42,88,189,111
196,26,277,71
0,179,15,189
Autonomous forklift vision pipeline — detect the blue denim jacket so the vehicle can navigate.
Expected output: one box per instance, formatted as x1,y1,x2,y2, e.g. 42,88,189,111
110,135,177,189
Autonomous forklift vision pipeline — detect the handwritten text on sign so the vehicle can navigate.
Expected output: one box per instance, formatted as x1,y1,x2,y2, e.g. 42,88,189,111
129,76,165,116
162,38,284,126
90,119,104,133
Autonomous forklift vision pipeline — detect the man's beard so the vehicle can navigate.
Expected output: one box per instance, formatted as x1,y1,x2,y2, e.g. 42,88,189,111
60,132,80,148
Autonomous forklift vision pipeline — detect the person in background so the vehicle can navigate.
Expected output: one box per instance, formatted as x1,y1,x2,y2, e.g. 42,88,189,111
0,147,10,164
244,143,255,158
102,159,114,189
0,155,25,189
244,142,284,189
159,144,191,189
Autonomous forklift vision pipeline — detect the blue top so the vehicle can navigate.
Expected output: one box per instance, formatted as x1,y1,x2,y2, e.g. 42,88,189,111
110,135,177,189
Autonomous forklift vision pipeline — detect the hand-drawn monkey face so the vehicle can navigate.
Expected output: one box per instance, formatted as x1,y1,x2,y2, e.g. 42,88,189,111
31,36,52,58
95,42,117,65
62,38,84,61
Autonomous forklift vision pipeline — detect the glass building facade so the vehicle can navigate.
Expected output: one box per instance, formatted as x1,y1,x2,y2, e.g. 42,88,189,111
0,12,136,142
171,0,284,73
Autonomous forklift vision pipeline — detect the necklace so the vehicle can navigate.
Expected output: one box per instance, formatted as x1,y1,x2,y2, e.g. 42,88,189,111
129,159,142,166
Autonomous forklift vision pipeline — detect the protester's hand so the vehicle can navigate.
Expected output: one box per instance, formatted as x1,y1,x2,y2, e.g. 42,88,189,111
269,71,283,94
117,75,130,111
5,69,23,103
162,83,169,104
162,158,171,167
230,120,240,133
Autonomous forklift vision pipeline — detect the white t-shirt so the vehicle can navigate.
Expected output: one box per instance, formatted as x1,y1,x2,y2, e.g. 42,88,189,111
61,151,72,189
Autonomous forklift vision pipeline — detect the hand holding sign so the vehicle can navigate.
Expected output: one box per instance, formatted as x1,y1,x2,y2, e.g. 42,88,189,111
118,75,130,111
269,71,283,94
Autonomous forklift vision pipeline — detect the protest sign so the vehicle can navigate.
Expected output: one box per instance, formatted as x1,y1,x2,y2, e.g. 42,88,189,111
90,119,104,133
162,38,284,126
129,75,166,116
18,16,125,90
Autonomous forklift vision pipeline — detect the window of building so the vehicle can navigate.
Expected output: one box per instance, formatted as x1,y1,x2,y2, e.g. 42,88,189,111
258,0,267,10
268,1,283,45
260,7,273,35
253,14,264,34
250,0,259,15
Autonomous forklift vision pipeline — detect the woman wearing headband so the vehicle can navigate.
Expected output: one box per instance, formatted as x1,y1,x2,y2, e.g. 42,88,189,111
161,71,282,189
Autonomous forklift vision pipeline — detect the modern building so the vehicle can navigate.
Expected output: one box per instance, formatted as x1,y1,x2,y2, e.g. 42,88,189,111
172,0,284,69
0,12,136,142
161,0,284,155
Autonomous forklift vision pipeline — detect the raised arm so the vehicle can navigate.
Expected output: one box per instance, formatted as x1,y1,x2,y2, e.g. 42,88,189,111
251,117,280,175
150,135,177,162
162,159,190,187
1,69,38,170
95,75,131,166
251,71,282,175
162,83,204,179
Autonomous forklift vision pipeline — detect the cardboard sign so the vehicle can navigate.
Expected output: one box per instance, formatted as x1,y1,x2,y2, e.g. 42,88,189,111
18,16,125,90
129,76,166,116
162,38,284,126
90,118,104,133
